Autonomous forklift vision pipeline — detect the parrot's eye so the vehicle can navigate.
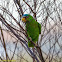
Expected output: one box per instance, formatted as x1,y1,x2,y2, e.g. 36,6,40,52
26,16,29,18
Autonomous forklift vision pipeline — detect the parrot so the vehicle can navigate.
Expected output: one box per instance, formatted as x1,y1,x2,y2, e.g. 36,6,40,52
22,14,41,47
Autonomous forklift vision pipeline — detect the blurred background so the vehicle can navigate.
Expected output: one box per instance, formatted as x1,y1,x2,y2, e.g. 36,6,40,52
0,0,62,62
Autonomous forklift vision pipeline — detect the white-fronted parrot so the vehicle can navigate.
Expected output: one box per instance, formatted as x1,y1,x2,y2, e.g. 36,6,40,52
22,14,41,47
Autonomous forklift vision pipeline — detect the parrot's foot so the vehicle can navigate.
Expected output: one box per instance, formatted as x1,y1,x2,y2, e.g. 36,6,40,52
29,37,32,41
35,43,38,47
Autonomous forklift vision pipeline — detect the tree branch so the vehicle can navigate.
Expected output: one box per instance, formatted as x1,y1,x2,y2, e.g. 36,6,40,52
0,14,39,62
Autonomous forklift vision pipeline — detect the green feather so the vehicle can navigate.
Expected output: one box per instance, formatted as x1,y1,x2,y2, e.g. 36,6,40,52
25,15,41,47
38,22,41,34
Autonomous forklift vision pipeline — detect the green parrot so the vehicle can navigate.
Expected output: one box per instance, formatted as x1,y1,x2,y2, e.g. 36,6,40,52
22,14,41,47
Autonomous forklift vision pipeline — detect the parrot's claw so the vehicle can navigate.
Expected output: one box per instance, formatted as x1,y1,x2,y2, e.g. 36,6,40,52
29,37,32,41
35,43,38,47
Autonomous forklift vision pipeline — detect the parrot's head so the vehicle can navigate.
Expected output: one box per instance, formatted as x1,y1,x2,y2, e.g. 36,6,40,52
22,14,33,23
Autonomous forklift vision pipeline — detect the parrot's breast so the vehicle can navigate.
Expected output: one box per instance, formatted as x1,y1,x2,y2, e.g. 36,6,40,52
26,20,39,42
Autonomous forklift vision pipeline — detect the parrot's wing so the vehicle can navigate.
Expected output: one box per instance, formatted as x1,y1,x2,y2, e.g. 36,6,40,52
38,23,41,34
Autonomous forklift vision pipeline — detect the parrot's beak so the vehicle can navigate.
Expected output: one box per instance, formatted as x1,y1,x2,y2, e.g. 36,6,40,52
22,17,26,22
